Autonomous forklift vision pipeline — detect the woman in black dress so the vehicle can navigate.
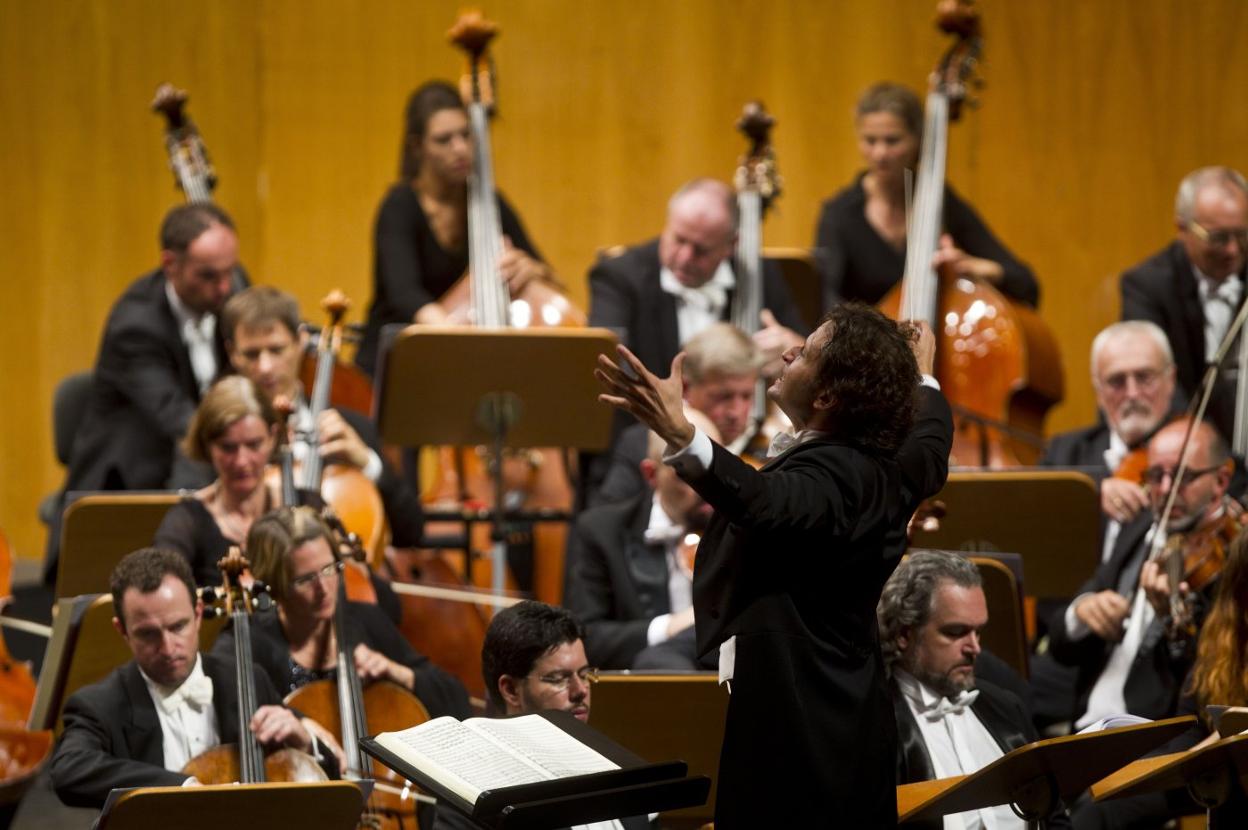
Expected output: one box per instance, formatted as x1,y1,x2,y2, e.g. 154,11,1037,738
356,80,553,375
813,82,1038,308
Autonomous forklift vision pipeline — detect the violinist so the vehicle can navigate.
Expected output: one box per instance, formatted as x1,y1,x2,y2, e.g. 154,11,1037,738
221,286,423,549
355,80,553,376
1041,320,1179,560
1120,166,1248,443
1046,418,1234,731
50,548,320,808
209,506,469,720
592,323,763,505
813,82,1038,308
565,411,720,671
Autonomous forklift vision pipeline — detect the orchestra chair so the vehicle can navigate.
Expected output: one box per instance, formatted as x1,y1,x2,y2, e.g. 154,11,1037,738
55,493,180,599
37,371,93,527
970,555,1029,680
30,593,224,735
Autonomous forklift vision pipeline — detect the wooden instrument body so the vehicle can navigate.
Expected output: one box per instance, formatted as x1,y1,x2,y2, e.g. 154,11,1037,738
181,745,327,785
0,529,51,804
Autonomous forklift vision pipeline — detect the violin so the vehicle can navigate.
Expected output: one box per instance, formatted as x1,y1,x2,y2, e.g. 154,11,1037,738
181,548,327,784
284,525,430,829
1158,504,1246,641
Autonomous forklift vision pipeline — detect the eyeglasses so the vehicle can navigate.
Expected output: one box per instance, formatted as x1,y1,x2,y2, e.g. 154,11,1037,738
1187,220,1248,249
1098,368,1165,393
289,560,344,590
1141,464,1223,488
534,666,599,690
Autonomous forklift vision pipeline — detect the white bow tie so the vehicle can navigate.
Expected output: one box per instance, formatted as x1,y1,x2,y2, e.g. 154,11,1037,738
660,270,729,315
160,673,214,715
922,689,980,722
766,431,798,458
1211,275,1242,306
643,524,687,545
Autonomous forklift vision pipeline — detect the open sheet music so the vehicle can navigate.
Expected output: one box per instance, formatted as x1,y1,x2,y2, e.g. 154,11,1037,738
373,715,620,805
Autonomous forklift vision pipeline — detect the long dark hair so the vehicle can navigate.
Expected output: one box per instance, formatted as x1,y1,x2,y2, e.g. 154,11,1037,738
398,80,465,180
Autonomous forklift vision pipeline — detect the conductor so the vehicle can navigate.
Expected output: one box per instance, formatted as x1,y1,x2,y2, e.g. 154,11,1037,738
596,303,953,827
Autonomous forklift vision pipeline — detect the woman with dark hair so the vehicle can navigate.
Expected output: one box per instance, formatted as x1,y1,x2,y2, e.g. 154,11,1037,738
211,505,470,720
356,80,553,375
813,82,1037,308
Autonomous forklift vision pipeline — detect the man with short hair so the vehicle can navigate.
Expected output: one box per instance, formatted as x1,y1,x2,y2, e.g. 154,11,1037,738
1048,418,1235,730
432,601,649,830
1042,320,1179,558
1121,166,1248,440
593,323,763,505
566,412,720,670
221,285,423,549
48,204,249,580
597,304,953,827
879,551,1070,830
588,178,806,379
50,548,321,808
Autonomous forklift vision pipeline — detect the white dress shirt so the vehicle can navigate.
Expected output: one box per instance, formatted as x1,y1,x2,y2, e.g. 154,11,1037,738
1195,265,1243,362
165,281,218,395
1099,431,1129,564
895,671,1022,830
140,653,220,773
659,261,735,346
641,496,695,647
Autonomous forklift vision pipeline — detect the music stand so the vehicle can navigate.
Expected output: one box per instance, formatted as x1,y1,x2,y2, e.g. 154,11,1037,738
1092,734,1248,828
897,716,1194,828
97,781,365,830
375,327,618,598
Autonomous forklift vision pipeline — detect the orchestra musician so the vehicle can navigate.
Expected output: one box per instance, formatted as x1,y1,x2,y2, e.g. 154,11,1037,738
565,411,721,671
209,506,469,720
431,600,650,830
878,550,1071,830
813,82,1038,308
221,285,424,549
1046,418,1234,730
591,322,764,506
355,80,554,376
1120,166,1248,445
49,548,324,808
45,203,248,582
596,305,953,827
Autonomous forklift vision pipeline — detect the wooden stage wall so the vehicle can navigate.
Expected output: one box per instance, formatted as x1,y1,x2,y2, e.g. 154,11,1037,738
3,0,1248,561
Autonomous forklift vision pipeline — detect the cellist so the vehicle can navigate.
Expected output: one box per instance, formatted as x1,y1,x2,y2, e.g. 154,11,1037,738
49,548,325,808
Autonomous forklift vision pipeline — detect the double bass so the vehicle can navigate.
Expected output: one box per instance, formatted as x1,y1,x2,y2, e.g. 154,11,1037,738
879,0,1063,467
417,10,582,606
182,549,326,784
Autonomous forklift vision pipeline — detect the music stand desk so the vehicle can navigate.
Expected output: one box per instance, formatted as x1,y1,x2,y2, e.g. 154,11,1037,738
1092,733,1248,825
898,716,1195,826
97,781,365,830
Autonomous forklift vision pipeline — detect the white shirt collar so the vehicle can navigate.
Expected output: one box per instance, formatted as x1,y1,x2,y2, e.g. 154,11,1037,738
140,651,206,701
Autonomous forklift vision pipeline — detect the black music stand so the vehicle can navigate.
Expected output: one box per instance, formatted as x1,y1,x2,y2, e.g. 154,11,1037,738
361,710,710,830
897,716,1195,828
375,327,618,600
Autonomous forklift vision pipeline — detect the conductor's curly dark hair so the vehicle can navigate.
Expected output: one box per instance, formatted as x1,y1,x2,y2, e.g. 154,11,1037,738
813,303,919,456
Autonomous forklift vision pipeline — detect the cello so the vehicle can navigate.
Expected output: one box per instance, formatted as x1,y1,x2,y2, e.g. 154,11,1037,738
285,526,432,829
182,548,327,784
416,10,582,606
878,0,1063,467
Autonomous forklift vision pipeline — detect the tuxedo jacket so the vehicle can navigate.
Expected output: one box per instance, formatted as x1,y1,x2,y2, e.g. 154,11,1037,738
892,678,1072,829
564,491,673,669
587,238,807,377
50,652,281,808
1120,241,1245,440
678,386,953,828
65,268,244,495
1046,513,1204,724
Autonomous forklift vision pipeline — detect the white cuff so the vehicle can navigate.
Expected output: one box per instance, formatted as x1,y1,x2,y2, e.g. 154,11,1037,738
920,374,941,391
663,428,713,477
1065,593,1095,640
362,449,383,483
647,614,672,646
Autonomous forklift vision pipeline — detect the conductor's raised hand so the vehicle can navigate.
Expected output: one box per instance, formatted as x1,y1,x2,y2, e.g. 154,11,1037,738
903,319,936,376
596,346,695,451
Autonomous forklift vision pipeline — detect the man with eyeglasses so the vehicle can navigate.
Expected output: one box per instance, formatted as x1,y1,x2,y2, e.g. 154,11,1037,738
1047,418,1235,732
1121,166,1248,442
432,601,650,830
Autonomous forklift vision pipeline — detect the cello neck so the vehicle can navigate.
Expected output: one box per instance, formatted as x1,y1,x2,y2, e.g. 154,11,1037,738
898,90,950,326
298,292,352,491
219,548,266,783
732,190,764,336
151,83,216,204
332,580,372,779
466,101,509,328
